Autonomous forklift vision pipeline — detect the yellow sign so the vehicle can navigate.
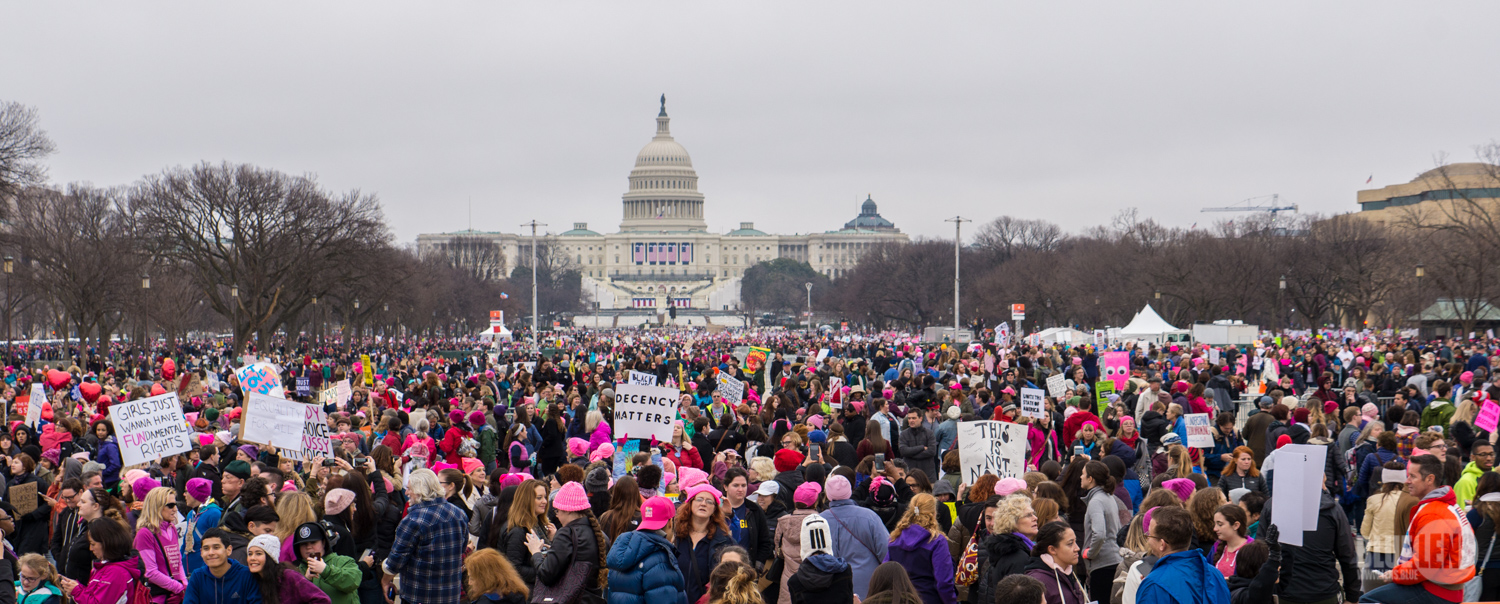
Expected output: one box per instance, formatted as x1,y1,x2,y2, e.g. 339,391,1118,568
361,354,374,387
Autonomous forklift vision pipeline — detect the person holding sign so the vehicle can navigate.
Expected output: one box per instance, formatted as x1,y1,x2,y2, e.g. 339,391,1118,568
5,453,48,556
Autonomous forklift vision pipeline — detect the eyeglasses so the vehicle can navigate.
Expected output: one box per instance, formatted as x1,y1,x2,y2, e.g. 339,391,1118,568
1476,451,1495,458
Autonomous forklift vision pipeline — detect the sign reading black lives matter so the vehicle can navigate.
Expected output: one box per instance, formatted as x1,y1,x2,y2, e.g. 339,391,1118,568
110,392,195,468
957,420,1029,483
612,383,679,443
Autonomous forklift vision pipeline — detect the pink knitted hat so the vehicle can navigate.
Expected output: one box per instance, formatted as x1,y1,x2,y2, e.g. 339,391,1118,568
552,482,591,512
685,483,722,506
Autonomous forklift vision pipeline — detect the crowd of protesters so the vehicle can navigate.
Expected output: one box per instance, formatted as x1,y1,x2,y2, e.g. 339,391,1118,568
0,329,1489,604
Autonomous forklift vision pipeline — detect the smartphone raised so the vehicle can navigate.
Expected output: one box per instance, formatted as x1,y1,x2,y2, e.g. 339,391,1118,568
875,452,885,465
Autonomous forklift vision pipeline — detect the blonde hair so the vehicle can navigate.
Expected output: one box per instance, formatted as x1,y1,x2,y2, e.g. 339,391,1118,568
1167,445,1195,479
274,491,318,543
138,487,177,533
466,548,529,599
1452,400,1479,426
707,561,763,604
992,494,1035,535
585,410,603,433
748,457,777,482
17,553,58,587
890,493,943,543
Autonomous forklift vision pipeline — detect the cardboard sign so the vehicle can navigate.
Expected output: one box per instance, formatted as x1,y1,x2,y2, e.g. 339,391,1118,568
235,362,285,398
1094,380,1115,415
716,376,745,402
957,421,1029,482
7,481,35,516
1046,374,1067,399
242,393,333,460
612,383,679,443
1185,413,1213,447
627,371,658,387
1019,387,1047,419
995,323,1011,348
1477,401,1500,433
109,392,195,468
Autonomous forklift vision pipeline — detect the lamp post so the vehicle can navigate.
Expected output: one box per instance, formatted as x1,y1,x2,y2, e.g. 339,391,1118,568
1415,264,1426,331
3,256,11,367
1278,275,1286,331
804,282,813,335
945,216,970,342
230,285,239,353
141,273,150,345
311,296,319,344
521,220,546,351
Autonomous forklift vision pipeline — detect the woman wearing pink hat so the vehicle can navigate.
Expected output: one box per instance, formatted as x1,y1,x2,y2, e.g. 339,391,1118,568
673,484,734,604
524,482,607,604
604,496,688,604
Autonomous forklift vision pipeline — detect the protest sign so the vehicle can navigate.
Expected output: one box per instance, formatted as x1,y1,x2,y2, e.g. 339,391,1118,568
612,440,641,478
1479,401,1500,433
1094,380,1115,415
716,376,745,402
1270,443,1326,547
241,393,332,460
361,354,374,386
1019,387,1046,419
627,371,658,386
109,392,195,468
1046,374,1066,399
745,347,770,374
612,383,679,443
1209,348,1221,366
296,377,310,397
817,348,830,362
25,384,43,427
957,420,1029,483
335,379,352,407
7,481,35,516
1185,413,1213,447
235,362,285,398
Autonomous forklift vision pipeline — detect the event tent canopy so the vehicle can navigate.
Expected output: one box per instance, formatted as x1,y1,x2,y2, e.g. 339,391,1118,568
1118,304,1183,341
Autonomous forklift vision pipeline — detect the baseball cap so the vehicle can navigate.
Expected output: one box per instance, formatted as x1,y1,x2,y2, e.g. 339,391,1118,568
638,496,675,531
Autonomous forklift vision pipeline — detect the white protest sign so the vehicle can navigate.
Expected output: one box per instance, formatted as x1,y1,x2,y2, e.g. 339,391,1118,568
1270,443,1327,547
957,420,1029,483
1019,387,1047,419
109,392,194,467
817,349,830,362
1209,348,1221,366
627,371,658,386
242,393,332,460
1046,374,1067,399
235,362,285,398
612,383,678,443
716,376,745,402
1184,413,1213,447
334,379,353,408
25,384,43,427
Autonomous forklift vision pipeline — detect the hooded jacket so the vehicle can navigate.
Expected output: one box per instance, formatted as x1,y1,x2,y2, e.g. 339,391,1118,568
1390,486,1476,602
1082,487,1122,569
1022,555,1086,604
1454,461,1488,508
884,525,956,604
183,558,263,604
68,558,140,604
1136,548,1229,604
982,533,1035,604
820,499,890,599
787,554,854,604
1421,399,1455,437
605,530,688,604
1259,490,1360,603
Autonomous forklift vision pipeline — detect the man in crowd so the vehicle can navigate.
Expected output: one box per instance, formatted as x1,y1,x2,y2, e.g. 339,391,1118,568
1261,476,1361,603
382,469,467,604
1454,440,1494,507
46,479,85,582
899,409,938,480
185,528,262,604
292,522,360,604
1137,506,1230,604
1362,454,1476,603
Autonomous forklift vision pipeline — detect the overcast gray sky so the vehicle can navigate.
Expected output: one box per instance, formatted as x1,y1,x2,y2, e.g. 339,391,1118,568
6,2,1499,244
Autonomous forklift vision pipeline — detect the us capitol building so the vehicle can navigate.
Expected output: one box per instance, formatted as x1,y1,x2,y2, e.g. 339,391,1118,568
416,96,908,327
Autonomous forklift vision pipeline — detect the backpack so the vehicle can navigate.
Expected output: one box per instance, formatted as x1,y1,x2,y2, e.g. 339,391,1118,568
130,558,154,604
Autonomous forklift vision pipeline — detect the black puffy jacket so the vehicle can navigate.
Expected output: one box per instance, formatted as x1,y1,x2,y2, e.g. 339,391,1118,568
980,533,1035,604
532,517,606,593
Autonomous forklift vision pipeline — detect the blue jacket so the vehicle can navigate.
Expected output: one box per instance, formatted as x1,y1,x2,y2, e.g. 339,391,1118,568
184,558,262,604
820,499,890,599
1135,549,1229,604
97,436,122,487
606,531,687,604
183,501,223,575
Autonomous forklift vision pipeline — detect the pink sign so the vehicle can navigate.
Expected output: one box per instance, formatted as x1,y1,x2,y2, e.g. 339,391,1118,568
1476,401,1500,433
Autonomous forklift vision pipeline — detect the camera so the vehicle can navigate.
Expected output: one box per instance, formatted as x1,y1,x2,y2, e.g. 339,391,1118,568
322,459,340,467
354,458,369,467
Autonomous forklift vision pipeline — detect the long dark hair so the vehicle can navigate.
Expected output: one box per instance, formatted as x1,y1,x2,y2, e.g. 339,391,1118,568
251,553,290,603
337,472,377,542
484,486,518,550
605,476,640,538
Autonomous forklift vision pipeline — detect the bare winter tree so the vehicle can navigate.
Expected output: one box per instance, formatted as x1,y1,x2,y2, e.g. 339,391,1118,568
0,102,57,203
973,216,1064,262
429,236,507,282
1393,149,1500,335
130,162,392,355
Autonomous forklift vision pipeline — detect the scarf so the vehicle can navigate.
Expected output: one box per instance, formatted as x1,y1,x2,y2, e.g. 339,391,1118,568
1118,430,1139,450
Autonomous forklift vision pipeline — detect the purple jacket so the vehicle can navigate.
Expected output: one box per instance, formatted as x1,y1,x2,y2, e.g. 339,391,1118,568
71,559,138,604
883,525,957,604
278,568,333,604
135,526,187,603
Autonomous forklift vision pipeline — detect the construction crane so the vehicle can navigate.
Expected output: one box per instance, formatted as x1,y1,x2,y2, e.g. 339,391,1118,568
1201,194,1298,225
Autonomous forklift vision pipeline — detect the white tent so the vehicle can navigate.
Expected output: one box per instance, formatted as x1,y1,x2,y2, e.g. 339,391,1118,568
1034,327,1090,346
1118,304,1184,342
476,324,513,342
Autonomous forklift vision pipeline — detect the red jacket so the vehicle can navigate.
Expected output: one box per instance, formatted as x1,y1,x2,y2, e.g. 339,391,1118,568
439,425,472,465
660,442,703,470
1392,486,1475,602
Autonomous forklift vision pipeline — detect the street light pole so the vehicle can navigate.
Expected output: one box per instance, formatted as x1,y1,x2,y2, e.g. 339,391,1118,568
3,256,12,368
230,285,239,354
804,282,813,335
522,220,547,350
1278,275,1286,332
945,216,970,342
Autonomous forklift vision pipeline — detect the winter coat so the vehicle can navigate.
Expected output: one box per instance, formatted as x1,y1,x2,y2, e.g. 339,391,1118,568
70,558,142,604
788,554,855,604
1216,473,1264,498
1357,448,1400,498
885,525,956,604
531,516,605,595
982,533,1036,604
96,436,122,487
588,422,613,454
1022,556,1087,604
1361,490,1412,555
820,499,890,599
1135,549,1229,604
1139,411,1170,450
660,442,703,470
605,530,687,604
676,528,734,604
182,558,263,604
274,567,334,604
1258,490,1360,604
135,525,188,603
14,578,62,604
8,473,48,556
1420,399,1455,437
774,509,818,604
1240,411,1274,466
295,553,361,604
505,523,550,587
439,425,472,465
727,501,775,566
1082,487,1122,570
898,425,939,481
1455,460,1488,508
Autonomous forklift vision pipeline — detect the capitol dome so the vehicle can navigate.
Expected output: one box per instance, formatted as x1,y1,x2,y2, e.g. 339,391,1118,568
621,95,707,233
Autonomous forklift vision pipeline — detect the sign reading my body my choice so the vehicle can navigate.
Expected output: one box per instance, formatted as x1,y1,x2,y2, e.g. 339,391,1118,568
612,383,679,443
